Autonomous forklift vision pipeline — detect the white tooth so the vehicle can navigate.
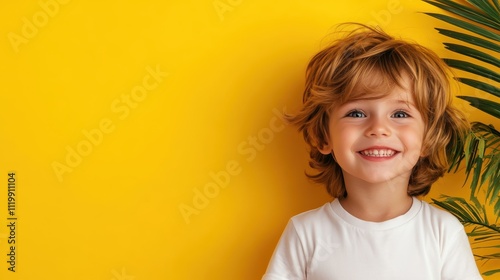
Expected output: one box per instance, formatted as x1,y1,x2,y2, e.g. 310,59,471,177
361,149,395,157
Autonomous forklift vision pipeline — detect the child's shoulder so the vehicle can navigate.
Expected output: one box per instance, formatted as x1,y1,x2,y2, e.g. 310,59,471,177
419,198,464,230
288,201,335,228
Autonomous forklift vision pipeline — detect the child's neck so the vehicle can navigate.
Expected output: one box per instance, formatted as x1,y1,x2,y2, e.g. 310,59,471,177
339,178,414,222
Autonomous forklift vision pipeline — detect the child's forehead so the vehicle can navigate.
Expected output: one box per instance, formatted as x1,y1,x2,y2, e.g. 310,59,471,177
360,66,410,88
340,89,415,106
343,75,413,103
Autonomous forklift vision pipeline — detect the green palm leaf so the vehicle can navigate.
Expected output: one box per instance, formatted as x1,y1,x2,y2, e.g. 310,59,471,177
484,269,500,276
444,43,500,67
456,78,500,98
423,0,500,30
435,28,500,52
467,0,500,22
444,59,500,82
458,96,500,119
494,0,500,12
457,123,500,216
425,12,500,41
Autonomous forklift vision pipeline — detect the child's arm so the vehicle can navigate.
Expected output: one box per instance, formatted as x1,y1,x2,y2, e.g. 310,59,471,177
262,220,308,280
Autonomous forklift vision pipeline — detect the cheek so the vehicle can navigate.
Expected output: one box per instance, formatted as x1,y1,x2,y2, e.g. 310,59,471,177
400,127,425,154
332,126,357,150
332,126,345,144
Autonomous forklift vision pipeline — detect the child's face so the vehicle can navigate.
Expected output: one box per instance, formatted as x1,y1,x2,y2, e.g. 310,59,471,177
320,75,425,187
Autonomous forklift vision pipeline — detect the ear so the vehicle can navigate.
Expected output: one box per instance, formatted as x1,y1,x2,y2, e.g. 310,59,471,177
318,142,332,155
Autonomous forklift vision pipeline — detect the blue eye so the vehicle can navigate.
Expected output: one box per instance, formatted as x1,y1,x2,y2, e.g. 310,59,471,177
346,110,366,118
392,111,409,118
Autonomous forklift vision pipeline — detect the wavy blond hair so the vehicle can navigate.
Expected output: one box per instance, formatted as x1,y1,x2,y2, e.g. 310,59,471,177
288,24,469,198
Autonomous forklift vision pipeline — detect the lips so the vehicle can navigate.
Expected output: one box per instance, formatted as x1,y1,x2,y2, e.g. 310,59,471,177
359,148,397,157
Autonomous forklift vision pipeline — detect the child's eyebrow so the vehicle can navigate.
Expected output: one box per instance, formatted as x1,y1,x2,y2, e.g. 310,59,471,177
394,99,416,108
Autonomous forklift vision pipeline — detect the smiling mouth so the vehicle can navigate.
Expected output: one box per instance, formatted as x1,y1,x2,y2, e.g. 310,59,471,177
359,149,397,157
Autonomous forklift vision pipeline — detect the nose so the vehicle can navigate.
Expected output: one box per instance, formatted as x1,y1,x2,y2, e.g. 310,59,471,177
365,116,391,137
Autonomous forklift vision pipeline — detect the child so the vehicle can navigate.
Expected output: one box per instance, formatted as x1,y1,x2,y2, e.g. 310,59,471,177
262,24,482,280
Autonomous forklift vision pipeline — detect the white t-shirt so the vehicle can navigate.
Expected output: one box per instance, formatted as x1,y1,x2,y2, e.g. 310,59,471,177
263,197,482,280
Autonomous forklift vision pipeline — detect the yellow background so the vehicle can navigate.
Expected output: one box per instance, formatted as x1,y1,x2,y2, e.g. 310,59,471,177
0,0,498,279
